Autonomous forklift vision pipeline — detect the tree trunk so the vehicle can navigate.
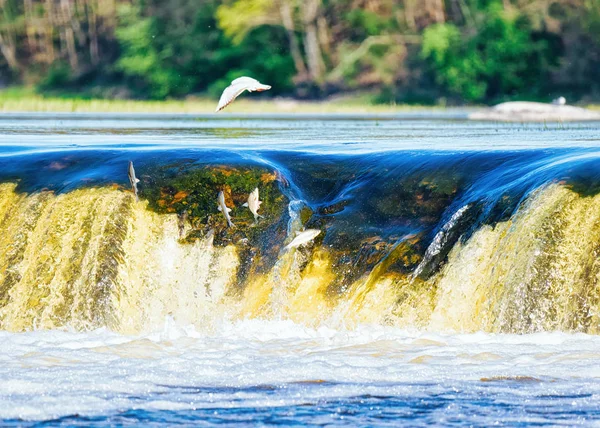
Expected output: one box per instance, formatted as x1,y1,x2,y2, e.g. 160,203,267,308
457,0,475,30
23,0,36,52
0,0,20,70
427,0,445,23
89,4,99,66
59,28,67,56
0,32,20,70
447,0,463,24
302,0,325,84
65,27,78,70
317,15,331,56
279,0,307,77
45,0,55,63
61,0,79,71
404,0,416,30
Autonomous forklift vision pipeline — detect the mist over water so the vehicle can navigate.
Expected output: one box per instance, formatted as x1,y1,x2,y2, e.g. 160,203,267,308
1,115,600,425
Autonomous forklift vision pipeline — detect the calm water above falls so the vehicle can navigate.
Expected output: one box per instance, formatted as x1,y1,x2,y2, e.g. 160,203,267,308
1,114,600,426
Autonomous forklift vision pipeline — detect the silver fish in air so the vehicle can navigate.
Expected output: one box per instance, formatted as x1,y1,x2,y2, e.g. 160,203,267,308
243,187,263,222
284,229,321,250
128,161,140,200
217,191,235,228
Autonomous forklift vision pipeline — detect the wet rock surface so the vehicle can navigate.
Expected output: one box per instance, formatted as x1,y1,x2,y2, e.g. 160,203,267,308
141,163,289,243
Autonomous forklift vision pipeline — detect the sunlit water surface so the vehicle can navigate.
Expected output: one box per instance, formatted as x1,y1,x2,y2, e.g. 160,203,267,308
1,114,600,426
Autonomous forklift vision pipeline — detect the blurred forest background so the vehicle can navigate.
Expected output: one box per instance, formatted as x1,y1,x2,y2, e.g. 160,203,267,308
0,0,599,105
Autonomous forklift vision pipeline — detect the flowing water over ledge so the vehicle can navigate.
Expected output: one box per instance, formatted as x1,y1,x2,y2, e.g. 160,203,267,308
1,114,600,425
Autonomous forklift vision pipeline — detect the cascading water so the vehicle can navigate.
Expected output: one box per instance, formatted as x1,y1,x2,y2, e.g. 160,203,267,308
2,147,599,335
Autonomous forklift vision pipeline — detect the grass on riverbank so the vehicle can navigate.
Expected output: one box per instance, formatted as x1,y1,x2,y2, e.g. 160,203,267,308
1,87,599,114
0,87,434,114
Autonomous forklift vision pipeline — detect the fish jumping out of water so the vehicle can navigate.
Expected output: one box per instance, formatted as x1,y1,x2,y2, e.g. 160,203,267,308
243,187,263,222
284,229,321,250
128,161,140,200
217,191,235,228
215,77,271,112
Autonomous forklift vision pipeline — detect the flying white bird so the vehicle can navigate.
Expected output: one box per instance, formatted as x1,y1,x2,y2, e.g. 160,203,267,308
215,77,271,112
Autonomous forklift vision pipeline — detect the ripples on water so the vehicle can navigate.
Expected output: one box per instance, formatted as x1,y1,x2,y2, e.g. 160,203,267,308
3,323,600,426
2,323,600,426
1,112,599,154
1,114,600,426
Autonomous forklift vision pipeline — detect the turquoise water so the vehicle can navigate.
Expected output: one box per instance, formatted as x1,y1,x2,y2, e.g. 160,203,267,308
1,114,600,426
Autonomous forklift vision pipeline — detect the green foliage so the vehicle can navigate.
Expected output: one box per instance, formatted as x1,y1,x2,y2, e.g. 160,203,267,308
421,5,556,102
422,23,486,101
1,0,599,103
345,9,390,39
1,0,22,22
206,25,295,97
37,62,72,91
115,4,190,99
113,0,293,100
584,1,600,45
216,0,275,44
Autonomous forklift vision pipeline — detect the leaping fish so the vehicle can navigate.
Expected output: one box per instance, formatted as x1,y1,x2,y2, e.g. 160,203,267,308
284,229,321,250
243,187,263,222
128,161,140,200
217,191,235,228
215,77,271,112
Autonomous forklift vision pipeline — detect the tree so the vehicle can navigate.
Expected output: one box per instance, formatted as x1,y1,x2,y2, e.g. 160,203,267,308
0,0,22,71
115,0,295,99
0,0,598,102
217,0,325,86
421,4,557,102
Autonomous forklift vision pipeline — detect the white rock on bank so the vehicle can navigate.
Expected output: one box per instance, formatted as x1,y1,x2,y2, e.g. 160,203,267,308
469,101,600,122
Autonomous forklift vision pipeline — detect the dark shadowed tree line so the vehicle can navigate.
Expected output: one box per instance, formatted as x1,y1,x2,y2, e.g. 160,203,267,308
0,0,599,103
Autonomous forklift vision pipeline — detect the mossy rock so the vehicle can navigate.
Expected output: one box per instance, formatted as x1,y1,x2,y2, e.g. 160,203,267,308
140,163,287,239
299,206,314,225
324,234,424,298
370,174,462,226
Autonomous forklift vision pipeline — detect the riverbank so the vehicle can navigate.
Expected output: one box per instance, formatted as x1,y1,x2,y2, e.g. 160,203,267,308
2,88,599,117
0,88,435,114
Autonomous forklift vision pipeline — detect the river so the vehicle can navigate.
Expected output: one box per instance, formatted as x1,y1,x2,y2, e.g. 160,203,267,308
0,113,599,425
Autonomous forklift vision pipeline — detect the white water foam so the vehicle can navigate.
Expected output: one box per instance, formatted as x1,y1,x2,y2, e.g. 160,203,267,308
1,319,600,422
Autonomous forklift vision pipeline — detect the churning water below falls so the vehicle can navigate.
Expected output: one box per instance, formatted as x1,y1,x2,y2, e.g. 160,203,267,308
1,113,600,426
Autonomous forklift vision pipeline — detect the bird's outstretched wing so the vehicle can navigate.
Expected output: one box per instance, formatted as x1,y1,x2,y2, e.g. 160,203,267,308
215,77,271,112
